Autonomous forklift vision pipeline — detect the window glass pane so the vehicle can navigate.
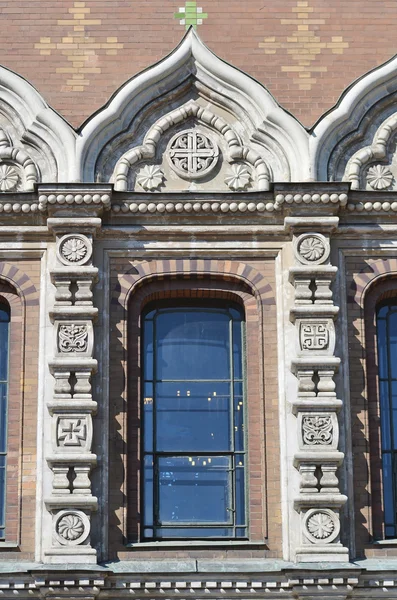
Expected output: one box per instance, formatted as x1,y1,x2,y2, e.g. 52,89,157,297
0,383,7,454
234,381,244,451
157,456,232,524
377,316,388,378
382,453,395,526
389,311,397,379
143,382,153,453
380,380,391,451
232,319,243,380
143,455,154,527
155,310,230,380
154,527,234,539
143,318,154,382
0,454,5,529
0,320,9,382
155,382,231,452
235,456,245,526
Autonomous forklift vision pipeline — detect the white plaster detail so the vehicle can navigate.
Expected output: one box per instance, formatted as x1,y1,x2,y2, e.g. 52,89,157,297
301,415,333,446
0,164,19,191
303,509,340,544
112,100,270,192
167,129,219,180
367,164,393,190
53,510,90,546
57,234,92,266
136,165,165,191
225,164,252,191
58,324,88,353
78,29,309,184
294,233,330,265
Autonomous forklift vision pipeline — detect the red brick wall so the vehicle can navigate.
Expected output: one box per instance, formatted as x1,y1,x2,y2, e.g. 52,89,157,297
0,0,396,128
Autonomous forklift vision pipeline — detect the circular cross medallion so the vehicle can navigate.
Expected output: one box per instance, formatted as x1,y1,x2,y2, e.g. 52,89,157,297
167,129,219,180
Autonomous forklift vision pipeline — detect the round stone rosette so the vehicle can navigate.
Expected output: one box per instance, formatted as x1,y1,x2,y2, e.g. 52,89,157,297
294,232,330,265
57,233,92,266
167,129,219,180
302,508,340,544
53,510,90,546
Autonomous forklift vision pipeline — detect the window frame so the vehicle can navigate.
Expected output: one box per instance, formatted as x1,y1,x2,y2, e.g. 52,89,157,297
140,300,248,541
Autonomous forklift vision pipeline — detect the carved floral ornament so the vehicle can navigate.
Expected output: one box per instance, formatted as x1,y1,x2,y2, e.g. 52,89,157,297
136,165,165,191
224,164,252,191
302,508,340,545
57,234,92,266
294,232,330,265
53,509,90,546
302,414,333,446
167,129,219,180
58,323,88,353
0,165,19,191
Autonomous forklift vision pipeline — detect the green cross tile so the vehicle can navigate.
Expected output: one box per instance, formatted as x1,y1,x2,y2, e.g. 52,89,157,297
174,1,208,29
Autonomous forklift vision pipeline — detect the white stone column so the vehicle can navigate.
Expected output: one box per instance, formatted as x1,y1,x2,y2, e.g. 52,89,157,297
286,216,349,562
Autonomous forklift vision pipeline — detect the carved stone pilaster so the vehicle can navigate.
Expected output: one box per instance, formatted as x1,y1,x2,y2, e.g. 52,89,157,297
44,215,101,564
287,216,349,562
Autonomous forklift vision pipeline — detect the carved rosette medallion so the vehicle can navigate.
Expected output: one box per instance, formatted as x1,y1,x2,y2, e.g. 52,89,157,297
136,165,165,191
58,323,88,353
57,234,92,266
167,129,219,180
302,508,340,544
0,164,19,192
367,164,393,190
53,510,90,546
294,232,330,265
302,415,333,446
225,164,251,191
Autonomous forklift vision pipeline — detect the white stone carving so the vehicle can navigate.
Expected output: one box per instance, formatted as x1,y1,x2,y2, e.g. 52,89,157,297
57,418,87,446
0,165,19,191
302,415,333,446
302,509,340,544
225,164,251,190
112,101,270,192
167,129,219,180
367,164,393,190
58,324,88,353
294,233,330,265
57,234,92,266
136,165,165,190
300,323,329,351
54,510,90,546
79,29,309,185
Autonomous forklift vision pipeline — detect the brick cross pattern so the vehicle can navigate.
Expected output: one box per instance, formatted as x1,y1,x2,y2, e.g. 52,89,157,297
259,0,349,91
174,1,208,29
34,1,123,92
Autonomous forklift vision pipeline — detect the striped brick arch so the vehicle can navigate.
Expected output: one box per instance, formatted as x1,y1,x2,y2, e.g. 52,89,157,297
112,259,275,307
350,258,397,308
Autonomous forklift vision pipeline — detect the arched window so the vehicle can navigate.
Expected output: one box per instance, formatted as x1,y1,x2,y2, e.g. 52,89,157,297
141,301,246,540
376,301,397,538
0,302,10,541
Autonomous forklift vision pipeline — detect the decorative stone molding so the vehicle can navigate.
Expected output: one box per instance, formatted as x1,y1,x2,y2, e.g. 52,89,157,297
287,216,348,562
112,100,271,192
57,234,92,266
136,165,165,191
39,190,111,212
0,128,38,191
45,211,101,564
53,510,90,546
225,164,252,191
367,164,393,189
167,129,219,180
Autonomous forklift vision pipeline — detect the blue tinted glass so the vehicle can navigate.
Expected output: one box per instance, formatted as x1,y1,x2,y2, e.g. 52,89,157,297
0,320,9,382
143,382,153,453
235,457,245,526
234,381,244,451
389,312,397,378
143,455,154,527
157,456,232,524
232,319,243,380
143,318,154,381
377,316,387,378
155,310,230,380
380,380,391,451
0,384,7,454
155,382,231,452
155,527,234,538
382,453,394,525
0,455,5,528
